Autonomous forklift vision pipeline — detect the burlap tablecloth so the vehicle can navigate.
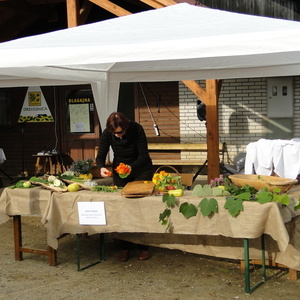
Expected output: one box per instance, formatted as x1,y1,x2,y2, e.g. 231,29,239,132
1,187,300,270
0,187,51,224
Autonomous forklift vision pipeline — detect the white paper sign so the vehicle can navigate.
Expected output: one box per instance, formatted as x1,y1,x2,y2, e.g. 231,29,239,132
77,202,106,225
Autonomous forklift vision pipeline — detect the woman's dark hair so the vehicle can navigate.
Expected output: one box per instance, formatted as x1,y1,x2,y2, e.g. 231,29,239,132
106,112,130,132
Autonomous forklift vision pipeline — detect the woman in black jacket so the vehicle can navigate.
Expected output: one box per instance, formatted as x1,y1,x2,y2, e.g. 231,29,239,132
96,111,153,261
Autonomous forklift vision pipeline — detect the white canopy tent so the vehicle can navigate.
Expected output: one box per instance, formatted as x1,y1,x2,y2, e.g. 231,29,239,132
1,3,300,128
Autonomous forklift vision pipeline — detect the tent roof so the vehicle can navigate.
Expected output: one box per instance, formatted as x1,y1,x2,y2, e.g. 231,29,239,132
1,3,300,87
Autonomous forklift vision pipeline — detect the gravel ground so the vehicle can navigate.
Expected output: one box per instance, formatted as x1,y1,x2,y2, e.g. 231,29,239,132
1,216,300,300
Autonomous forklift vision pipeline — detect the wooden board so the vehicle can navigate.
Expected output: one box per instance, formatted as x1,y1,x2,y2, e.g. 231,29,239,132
61,178,92,190
29,181,68,193
121,181,155,198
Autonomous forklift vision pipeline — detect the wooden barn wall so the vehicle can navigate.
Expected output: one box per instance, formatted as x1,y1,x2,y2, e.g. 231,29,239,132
0,87,58,176
198,0,300,20
135,82,180,161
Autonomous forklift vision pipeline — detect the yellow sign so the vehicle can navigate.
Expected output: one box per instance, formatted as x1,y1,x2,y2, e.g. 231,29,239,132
18,87,54,123
28,91,41,106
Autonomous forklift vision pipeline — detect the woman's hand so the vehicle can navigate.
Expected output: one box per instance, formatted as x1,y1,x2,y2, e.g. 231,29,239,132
100,167,112,177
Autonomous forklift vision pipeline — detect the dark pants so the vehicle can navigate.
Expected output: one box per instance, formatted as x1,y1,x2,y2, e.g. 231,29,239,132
114,166,153,252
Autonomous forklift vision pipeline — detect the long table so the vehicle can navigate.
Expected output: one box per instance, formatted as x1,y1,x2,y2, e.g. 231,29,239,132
1,187,300,291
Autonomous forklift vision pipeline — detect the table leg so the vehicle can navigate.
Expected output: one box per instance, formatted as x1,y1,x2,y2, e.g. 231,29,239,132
12,215,57,266
76,233,105,271
49,157,54,174
13,215,23,261
34,157,41,175
244,235,266,294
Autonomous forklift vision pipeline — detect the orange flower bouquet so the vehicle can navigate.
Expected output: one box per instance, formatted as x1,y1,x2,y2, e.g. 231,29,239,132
152,170,183,192
115,163,131,178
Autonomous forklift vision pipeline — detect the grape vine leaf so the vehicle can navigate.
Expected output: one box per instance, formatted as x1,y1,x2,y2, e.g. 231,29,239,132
179,202,198,219
236,192,252,201
211,187,223,197
192,184,212,197
256,189,273,204
294,199,300,211
198,197,218,217
224,197,244,217
162,193,176,207
159,208,171,226
272,193,290,205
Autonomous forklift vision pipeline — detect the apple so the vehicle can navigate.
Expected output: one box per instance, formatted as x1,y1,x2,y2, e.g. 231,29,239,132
23,181,31,188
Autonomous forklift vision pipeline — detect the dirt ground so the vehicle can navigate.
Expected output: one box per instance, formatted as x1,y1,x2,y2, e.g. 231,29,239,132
1,178,300,300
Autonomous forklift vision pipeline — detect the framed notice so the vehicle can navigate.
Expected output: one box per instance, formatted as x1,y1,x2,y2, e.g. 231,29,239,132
69,103,90,133
66,89,95,134
77,202,106,225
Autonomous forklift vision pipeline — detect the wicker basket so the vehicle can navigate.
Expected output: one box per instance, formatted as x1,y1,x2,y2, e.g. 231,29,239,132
228,174,298,193
154,165,193,187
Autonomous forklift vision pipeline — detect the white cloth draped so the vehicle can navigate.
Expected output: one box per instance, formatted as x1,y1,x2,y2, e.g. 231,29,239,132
245,139,300,179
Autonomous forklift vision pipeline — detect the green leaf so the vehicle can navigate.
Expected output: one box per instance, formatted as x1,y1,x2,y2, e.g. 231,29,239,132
222,190,231,196
159,208,171,225
198,197,218,217
256,190,273,204
224,197,244,217
272,193,290,205
294,199,300,211
236,192,252,201
29,176,48,184
202,184,213,196
272,187,282,193
192,184,213,197
192,184,203,196
179,202,198,219
162,193,176,207
211,187,223,197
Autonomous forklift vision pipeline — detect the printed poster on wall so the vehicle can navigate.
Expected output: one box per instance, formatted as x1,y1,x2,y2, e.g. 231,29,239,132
18,86,54,123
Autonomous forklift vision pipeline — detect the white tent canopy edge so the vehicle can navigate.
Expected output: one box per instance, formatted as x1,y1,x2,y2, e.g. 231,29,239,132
1,3,300,129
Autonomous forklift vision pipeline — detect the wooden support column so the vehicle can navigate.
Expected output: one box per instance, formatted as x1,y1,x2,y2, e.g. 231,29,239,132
183,79,222,182
205,79,220,181
66,0,80,27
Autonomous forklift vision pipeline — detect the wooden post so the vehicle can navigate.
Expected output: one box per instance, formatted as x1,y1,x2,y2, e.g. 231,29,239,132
205,79,220,181
13,215,23,261
66,0,80,27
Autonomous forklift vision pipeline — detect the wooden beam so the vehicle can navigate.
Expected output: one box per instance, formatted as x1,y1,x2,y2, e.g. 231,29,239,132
140,0,177,7
182,80,207,104
205,79,220,181
138,0,165,8
66,0,80,27
88,0,131,16
155,0,178,6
